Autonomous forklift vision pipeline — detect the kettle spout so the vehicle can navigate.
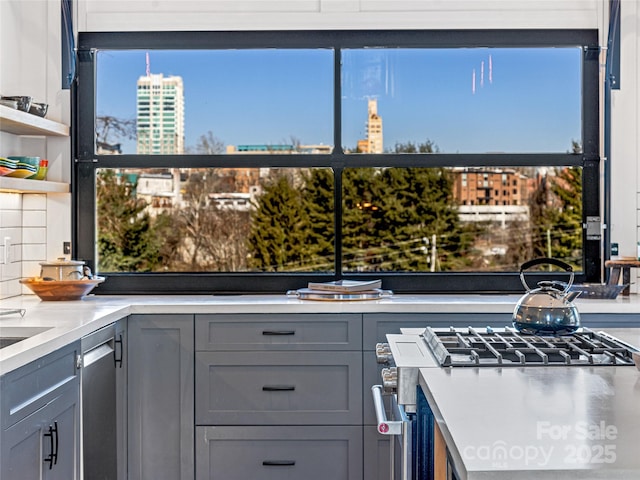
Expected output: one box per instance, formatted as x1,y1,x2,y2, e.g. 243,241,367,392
565,290,582,302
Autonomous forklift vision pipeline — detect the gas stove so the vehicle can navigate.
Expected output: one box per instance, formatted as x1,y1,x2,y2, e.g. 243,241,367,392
423,326,637,367
377,326,639,412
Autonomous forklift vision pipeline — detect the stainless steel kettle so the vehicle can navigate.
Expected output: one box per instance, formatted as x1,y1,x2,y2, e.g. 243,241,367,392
512,257,581,336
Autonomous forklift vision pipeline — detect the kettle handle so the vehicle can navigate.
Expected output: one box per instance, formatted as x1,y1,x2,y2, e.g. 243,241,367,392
519,257,574,292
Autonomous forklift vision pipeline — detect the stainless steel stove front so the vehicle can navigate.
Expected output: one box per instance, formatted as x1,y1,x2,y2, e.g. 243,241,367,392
381,333,439,412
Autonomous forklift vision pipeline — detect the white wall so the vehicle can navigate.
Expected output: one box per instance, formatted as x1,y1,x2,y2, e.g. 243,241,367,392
0,0,71,299
76,0,601,31
610,0,639,263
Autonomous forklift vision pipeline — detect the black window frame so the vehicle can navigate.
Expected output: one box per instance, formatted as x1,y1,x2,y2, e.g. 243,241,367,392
73,29,600,295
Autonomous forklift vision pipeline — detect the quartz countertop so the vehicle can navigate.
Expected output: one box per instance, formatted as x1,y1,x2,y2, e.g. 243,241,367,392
419,348,640,480
2,293,640,375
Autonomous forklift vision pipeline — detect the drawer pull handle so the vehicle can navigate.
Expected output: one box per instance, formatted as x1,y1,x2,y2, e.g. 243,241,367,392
262,385,295,391
262,330,295,336
263,460,296,466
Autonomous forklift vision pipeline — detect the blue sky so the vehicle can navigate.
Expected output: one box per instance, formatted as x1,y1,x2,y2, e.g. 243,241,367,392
97,47,581,154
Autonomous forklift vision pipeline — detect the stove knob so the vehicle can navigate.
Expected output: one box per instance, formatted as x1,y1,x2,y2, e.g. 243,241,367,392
375,343,393,365
381,367,397,393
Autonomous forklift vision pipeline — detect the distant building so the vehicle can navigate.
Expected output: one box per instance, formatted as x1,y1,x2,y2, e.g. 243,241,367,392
136,73,185,155
134,172,174,210
208,187,261,212
452,167,534,228
357,99,383,153
452,167,531,207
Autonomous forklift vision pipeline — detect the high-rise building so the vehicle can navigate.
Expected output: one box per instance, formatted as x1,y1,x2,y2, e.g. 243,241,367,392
357,99,383,153
136,73,184,154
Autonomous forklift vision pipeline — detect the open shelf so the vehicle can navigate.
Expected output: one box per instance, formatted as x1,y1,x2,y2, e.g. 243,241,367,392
0,104,69,137
0,177,69,194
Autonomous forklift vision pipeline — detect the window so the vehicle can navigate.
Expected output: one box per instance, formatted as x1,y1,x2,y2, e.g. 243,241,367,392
74,30,600,294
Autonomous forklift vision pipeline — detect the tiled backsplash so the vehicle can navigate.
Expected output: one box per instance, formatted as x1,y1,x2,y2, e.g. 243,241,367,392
0,192,48,299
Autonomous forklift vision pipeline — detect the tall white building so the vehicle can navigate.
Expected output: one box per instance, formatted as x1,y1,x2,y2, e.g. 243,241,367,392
136,73,185,154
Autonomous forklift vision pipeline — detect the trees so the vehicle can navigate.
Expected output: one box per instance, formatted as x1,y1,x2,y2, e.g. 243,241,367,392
96,170,165,271
246,139,470,274
299,168,334,271
96,115,135,151
248,171,306,271
342,166,470,272
529,167,582,267
175,170,251,271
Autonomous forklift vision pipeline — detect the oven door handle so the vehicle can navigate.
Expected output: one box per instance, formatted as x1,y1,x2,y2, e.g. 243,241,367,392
371,384,404,435
372,385,413,480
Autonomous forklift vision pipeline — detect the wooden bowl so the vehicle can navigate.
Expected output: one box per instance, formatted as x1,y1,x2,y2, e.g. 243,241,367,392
20,277,105,301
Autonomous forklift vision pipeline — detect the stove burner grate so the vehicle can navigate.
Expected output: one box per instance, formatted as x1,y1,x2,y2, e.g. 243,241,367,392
422,326,638,367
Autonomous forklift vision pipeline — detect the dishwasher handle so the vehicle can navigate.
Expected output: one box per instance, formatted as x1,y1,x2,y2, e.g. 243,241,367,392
83,341,115,368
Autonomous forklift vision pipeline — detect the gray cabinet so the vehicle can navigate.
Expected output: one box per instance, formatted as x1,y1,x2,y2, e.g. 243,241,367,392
362,312,514,348
195,313,363,480
127,314,194,480
0,341,80,480
196,426,363,480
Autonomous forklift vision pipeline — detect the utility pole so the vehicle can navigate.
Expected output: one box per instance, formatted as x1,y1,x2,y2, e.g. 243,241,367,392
431,234,437,272
546,228,552,270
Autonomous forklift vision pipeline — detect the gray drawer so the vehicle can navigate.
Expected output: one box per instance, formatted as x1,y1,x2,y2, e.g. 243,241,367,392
195,314,362,351
196,425,363,480
363,313,514,349
195,351,362,425
1,341,79,429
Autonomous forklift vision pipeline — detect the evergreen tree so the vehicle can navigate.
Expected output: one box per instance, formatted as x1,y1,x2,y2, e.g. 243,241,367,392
549,167,582,264
342,168,385,271
339,139,470,273
247,172,305,271
529,167,582,267
299,169,335,271
97,170,163,272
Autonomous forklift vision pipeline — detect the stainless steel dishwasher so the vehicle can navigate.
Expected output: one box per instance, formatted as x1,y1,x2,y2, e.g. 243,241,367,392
81,323,121,479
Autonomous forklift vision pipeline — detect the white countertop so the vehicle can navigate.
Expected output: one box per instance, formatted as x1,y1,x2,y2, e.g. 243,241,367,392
2,293,640,375
419,354,640,479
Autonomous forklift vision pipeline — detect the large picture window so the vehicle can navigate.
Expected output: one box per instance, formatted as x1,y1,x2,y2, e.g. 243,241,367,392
74,30,600,294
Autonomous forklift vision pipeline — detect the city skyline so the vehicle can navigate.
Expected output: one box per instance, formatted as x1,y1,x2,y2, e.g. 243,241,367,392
97,47,582,154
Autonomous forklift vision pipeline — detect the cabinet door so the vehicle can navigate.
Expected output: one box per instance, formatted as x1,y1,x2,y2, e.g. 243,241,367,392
1,410,47,480
1,385,79,480
128,314,194,480
45,386,80,480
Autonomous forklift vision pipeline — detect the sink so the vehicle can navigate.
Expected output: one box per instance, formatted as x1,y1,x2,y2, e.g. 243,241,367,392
0,326,52,349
